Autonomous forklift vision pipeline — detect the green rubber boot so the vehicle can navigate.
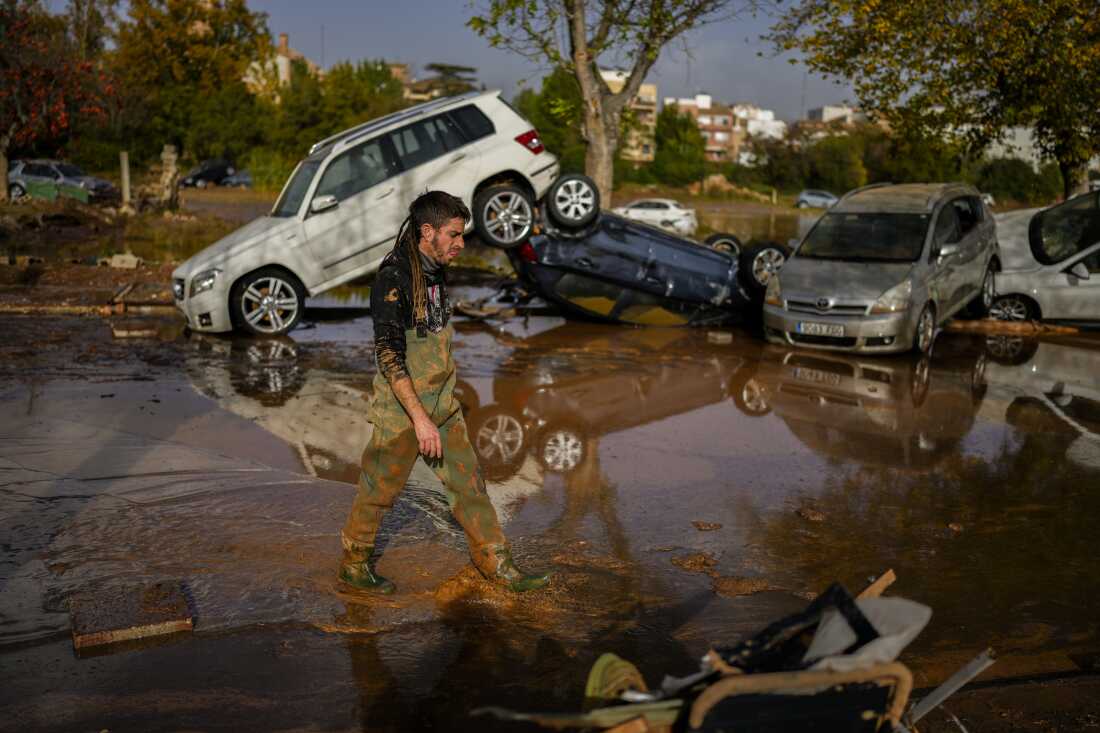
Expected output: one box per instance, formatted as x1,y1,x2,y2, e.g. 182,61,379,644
338,546,396,594
485,546,551,593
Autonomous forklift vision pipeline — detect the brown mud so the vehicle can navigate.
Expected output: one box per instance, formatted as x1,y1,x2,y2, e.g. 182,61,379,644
2,291,1100,730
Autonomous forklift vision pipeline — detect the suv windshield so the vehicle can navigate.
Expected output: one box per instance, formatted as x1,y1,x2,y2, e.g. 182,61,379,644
798,212,930,262
271,156,323,218
1030,191,1100,265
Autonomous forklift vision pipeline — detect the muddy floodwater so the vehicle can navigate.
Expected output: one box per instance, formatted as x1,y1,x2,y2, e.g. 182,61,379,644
1,297,1099,731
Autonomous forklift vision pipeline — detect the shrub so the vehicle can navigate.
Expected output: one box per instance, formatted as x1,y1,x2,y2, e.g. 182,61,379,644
244,148,297,193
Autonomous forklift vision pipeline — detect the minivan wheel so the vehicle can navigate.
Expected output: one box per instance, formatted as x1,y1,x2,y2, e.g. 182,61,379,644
546,173,600,230
914,303,936,355
9,183,26,200
473,184,535,248
965,264,996,317
230,268,305,337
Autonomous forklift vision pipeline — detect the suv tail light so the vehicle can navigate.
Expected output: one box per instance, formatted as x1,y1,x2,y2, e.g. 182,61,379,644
517,241,537,263
515,130,544,155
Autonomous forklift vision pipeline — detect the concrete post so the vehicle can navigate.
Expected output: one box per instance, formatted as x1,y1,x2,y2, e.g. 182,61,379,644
119,151,131,207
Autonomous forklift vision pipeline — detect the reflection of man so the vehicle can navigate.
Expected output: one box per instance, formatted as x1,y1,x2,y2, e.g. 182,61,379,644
339,191,549,594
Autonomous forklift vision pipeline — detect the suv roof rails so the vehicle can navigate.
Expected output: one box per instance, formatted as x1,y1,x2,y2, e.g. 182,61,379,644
840,182,893,201
308,89,489,156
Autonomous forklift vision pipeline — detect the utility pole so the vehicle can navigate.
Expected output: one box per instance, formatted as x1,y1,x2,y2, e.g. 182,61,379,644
320,24,325,70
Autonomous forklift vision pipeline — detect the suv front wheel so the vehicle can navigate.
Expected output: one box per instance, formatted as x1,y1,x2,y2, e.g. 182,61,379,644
230,268,306,337
473,184,535,248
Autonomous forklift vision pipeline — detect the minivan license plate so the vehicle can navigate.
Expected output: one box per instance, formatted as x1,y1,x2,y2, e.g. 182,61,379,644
798,321,844,337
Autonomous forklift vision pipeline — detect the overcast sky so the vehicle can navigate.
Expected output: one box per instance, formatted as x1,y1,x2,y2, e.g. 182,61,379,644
247,0,854,122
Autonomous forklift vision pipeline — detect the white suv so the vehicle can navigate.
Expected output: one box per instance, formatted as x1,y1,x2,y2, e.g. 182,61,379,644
171,90,560,335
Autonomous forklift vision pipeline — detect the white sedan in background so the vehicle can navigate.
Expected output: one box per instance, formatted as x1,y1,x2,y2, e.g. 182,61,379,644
611,198,697,236
991,190,1100,324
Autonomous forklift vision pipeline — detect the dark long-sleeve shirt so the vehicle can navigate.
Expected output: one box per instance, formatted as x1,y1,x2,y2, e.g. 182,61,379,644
370,250,451,383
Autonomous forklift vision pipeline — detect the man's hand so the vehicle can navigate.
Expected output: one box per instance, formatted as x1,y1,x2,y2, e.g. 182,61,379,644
413,414,442,459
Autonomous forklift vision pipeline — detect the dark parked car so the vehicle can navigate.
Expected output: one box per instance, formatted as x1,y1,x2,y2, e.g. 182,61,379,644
181,159,235,188
221,169,252,188
503,174,787,326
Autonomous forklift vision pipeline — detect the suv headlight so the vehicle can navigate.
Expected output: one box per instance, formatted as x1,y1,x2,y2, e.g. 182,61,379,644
869,281,912,314
764,276,782,307
190,268,221,297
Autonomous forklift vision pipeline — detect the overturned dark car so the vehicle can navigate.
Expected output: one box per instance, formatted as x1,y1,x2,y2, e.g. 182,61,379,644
500,174,788,326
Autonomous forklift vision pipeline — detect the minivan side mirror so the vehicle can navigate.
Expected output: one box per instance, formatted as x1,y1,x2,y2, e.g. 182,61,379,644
310,194,338,214
1069,261,1090,280
938,243,959,260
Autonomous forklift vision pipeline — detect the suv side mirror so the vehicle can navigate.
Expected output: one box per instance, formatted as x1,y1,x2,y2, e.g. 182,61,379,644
310,194,338,214
1069,261,1090,280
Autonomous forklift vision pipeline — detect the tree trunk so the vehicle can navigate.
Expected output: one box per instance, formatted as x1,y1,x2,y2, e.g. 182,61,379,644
1059,158,1088,200
0,147,8,204
583,103,620,203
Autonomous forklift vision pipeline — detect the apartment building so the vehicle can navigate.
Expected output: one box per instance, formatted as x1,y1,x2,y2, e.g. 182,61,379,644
664,94,739,163
807,104,867,125
601,70,657,163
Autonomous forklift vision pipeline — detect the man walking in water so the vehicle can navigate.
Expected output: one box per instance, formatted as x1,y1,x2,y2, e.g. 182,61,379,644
339,191,550,594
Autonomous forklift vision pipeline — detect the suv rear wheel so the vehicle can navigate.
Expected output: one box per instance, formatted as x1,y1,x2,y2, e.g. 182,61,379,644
474,184,535,248
230,268,306,337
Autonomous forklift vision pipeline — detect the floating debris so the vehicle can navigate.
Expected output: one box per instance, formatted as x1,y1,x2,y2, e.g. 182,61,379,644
69,580,192,650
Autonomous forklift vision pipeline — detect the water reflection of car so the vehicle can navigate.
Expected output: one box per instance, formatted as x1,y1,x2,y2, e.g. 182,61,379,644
764,183,999,354
748,336,988,468
461,324,758,479
984,339,1100,471
990,190,1100,324
610,198,698,236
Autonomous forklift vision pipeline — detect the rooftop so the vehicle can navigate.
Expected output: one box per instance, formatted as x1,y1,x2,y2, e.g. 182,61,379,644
835,183,977,214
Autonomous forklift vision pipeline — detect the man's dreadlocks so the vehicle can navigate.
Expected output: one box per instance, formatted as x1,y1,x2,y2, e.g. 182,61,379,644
392,191,471,326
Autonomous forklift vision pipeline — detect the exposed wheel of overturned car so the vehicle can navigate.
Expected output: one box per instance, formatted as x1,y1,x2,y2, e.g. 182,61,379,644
739,241,791,298
230,267,306,337
546,173,600,231
474,184,535,248
704,232,742,256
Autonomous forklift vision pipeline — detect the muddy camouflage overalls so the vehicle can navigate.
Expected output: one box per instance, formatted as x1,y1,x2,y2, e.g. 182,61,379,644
342,321,508,573
340,248,547,593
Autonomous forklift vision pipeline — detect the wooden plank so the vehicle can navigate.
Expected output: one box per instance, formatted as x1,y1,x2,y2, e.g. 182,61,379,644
70,581,193,649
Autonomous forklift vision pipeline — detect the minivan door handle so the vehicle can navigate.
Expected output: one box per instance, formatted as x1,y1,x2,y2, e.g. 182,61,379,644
450,153,467,163
375,187,394,200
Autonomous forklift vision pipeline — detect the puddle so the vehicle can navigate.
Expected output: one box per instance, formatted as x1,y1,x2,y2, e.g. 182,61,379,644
3,313,1100,729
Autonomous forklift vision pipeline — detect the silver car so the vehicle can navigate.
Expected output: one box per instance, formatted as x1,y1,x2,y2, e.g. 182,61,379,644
7,159,118,201
763,183,999,354
989,190,1100,324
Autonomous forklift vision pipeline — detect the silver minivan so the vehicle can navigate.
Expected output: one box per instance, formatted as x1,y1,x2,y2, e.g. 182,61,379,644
763,183,999,354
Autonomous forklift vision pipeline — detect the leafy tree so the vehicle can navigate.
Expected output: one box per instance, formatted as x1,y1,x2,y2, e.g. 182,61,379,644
0,0,108,201
65,0,119,61
652,104,705,186
322,60,407,133
513,67,587,174
264,59,327,159
771,0,1100,198
422,63,478,96
185,79,264,162
112,0,270,160
470,0,757,200
806,135,866,193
